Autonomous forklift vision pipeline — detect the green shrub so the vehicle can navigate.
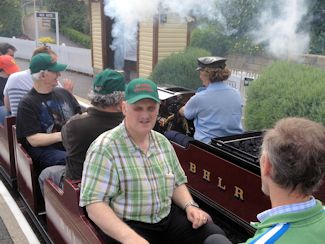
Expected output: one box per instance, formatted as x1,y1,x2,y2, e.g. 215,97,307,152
244,61,325,130
61,27,91,48
150,47,211,89
190,26,231,56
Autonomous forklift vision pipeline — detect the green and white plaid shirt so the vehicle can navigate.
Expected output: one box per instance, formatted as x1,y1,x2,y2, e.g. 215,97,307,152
79,121,187,223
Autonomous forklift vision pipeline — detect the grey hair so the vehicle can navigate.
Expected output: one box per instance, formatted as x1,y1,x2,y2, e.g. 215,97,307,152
31,70,44,81
262,117,325,195
89,90,124,108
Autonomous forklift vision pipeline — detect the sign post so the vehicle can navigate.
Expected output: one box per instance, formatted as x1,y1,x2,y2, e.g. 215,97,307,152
35,11,59,48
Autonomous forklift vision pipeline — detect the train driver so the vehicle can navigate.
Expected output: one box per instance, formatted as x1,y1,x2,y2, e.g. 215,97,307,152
178,56,244,144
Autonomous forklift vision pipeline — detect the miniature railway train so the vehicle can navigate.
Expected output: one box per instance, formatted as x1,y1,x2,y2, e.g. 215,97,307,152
0,86,324,243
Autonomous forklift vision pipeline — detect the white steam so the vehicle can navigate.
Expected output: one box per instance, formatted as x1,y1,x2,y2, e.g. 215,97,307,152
103,0,222,69
251,0,310,60
104,0,312,68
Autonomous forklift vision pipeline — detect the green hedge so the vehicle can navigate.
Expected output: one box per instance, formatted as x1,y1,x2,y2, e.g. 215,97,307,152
244,61,325,130
61,27,91,48
150,47,211,89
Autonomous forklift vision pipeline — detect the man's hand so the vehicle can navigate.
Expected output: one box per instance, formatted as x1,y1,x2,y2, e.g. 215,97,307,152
62,78,74,93
122,236,149,244
185,206,212,229
86,202,149,244
178,106,185,117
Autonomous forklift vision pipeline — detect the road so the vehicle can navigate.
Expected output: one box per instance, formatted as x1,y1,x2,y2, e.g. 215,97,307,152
23,14,83,48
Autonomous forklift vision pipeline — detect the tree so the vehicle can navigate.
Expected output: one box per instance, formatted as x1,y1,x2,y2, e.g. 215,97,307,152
190,25,231,56
190,0,266,56
217,0,265,37
0,0,22,37
191,0,324,56
308,0,325,54
43,0,90,34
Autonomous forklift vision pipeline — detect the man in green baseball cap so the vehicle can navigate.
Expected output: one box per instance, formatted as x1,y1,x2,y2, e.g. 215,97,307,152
29,53,67,74
16,53,81,183
93,68,125,95
80,77,227,243
38,69,126,195
124,77,160,104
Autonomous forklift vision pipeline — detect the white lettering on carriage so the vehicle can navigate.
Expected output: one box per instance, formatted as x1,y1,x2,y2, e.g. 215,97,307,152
186,162,245,201
189,162,196,173
217,177,226,191
234,186,244,200
203,169,211,182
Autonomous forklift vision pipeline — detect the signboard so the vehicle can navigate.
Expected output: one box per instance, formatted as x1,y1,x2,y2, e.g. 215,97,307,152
34,11,59,47
36,12,56,19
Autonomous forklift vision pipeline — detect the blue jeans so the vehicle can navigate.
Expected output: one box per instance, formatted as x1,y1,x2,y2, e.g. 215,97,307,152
27,146,66,172
38,165,65,196
0,106,10,125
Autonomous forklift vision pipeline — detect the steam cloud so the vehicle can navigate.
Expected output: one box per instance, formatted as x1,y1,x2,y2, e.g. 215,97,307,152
104,0,311,68
103,0,222,69
251,0,310,60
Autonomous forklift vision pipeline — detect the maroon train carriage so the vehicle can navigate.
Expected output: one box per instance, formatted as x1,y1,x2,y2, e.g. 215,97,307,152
44,179,104,243
156,87,325,234
175,132,325,232
0,116,16,188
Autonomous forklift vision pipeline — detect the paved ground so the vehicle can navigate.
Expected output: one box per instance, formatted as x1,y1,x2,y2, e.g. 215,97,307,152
0,179,40,244
0,216,13,244
23,14,83,48
16,58,93,102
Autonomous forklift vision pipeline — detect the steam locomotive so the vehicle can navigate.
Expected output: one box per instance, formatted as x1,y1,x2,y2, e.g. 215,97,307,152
1,86,324,243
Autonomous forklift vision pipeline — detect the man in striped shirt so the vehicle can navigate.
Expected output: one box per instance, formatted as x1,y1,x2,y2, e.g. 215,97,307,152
3,46,73,117
244,117,325,244
80,78,228,244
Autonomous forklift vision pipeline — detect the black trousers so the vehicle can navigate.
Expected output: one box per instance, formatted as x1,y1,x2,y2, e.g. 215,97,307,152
164,130,194,147
103,204,226,244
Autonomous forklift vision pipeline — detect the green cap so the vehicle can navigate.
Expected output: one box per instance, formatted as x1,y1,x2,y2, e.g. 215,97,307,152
125,78,160,104
29,53,67,74
93,69,125,95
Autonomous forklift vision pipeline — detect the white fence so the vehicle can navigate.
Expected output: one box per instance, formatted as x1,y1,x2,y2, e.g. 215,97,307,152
0,37,93,75
226,69,259,105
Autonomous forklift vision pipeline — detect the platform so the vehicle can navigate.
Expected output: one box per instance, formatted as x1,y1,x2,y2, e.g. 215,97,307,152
0,180,40,244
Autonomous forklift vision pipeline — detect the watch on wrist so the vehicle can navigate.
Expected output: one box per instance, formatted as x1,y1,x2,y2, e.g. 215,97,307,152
183,201,199,211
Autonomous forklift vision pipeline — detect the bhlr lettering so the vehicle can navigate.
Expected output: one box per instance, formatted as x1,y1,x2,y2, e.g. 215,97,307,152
188,161,244,201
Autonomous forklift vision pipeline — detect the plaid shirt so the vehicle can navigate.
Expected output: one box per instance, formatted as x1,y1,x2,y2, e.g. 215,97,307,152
79,121,187,223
